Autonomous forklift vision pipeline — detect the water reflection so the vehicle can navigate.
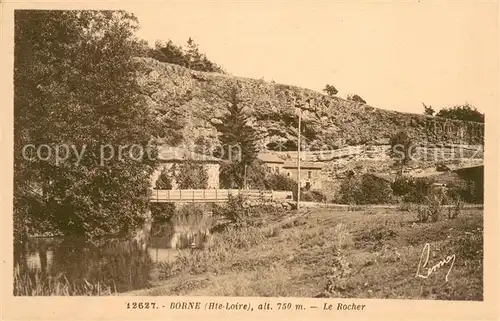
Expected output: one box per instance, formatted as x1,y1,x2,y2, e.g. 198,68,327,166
15,236,154,294
14,219,213,295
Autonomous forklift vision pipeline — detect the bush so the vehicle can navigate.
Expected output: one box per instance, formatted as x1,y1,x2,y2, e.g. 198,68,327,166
338,176,362,204
212,194,247,226
150,203,176,222
174,161,208,189
339,174,394,205
447,197,464,219
435,103,484,123
447,180,482,204
264,173,298,200
415,191,445,223
301,190,327,202
391,176,414,196
391,177,433,204
211,194,289,231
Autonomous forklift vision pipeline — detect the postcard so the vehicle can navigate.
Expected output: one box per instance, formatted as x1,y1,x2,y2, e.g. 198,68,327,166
1,1,498,320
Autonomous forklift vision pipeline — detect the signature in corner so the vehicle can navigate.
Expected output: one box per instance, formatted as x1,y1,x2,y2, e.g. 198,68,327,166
415,243,456,282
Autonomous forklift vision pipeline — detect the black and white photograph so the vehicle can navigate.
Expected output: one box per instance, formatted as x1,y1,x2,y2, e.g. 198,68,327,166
3,1,497,315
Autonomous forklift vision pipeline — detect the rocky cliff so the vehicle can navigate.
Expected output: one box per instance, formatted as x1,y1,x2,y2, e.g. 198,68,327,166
136,57,484,196
136,57,484,152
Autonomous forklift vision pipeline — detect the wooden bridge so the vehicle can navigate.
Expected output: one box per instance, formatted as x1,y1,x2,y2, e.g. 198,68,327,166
150,189,293,203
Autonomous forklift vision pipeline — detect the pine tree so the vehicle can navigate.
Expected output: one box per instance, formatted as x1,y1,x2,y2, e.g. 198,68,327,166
215,84,259,188
185,37,203,71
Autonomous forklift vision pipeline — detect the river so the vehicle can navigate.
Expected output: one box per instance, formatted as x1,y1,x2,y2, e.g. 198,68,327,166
14,219,213,295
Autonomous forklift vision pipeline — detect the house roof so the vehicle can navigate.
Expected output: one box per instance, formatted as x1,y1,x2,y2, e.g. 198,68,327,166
283,161,323,169
157,145,222,163
257,152,284,164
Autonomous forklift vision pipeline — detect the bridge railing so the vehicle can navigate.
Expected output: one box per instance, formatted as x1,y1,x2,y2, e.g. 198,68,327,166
150,189,293,203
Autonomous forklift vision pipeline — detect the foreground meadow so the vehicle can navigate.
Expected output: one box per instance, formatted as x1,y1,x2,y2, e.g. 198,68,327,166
126,207,483,300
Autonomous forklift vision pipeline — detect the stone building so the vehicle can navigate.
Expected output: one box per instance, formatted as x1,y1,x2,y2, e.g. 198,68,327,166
257,152,285,174
150,145,222,189
283,161,323,190
257,152,324,190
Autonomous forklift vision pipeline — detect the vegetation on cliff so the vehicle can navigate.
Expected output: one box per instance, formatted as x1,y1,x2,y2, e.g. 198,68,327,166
422,102,484,123
148,38,225,73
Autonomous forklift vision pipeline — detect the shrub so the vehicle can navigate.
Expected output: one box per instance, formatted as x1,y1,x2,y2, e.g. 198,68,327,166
427,193,444,222
391,177,433,204
323,84,338,96
301,190,327,202
346,94,366,104
339,174,393,205
213,194,247,226
415,205,430,223
391,176,414,196
452,230,483,262
415,191,446,223
339,176,363,204
264,173,298,200
435,103,484,123
174,161,209,189
447,180,482,204
447,197,464,219
150,203,176,222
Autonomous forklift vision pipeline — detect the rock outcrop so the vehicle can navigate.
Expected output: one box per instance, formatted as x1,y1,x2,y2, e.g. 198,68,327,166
136,57,484,196
136,57,484,151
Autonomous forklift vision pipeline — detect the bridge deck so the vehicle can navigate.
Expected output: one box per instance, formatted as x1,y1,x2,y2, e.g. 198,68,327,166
150,189,293,203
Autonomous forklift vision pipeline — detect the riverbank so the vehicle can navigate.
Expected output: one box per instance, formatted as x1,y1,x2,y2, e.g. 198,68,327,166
124,207,483,300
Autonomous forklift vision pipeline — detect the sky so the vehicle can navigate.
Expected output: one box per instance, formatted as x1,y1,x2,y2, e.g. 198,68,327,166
129,1,498,114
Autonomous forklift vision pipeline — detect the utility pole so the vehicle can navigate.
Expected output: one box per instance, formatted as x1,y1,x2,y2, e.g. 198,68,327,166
296,97,301,210
295,95,315,210
243,164,248,189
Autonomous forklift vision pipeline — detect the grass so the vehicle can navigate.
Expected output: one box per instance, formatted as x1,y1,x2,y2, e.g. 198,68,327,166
125,207,483,300
14,267,115,296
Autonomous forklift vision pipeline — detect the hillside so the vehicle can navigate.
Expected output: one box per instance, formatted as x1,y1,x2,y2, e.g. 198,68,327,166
135,57,484,151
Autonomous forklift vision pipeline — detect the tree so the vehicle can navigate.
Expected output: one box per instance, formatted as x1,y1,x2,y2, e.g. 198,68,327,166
150,40,187,66
389,130,415,176
150,169,175,222
14,10,160,242
347,94,366,104
422,103,435,116
148,37,225,73
323,84,338,96
435,103,484,123
215,84,259,188
185,37,203,70
175,161,208,189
